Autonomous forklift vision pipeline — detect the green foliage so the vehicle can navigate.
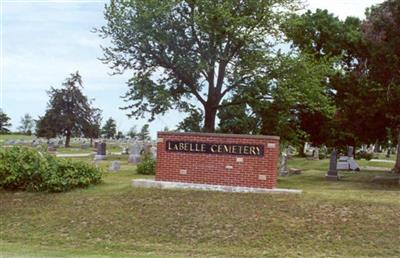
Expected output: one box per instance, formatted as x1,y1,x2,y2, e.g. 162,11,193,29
36,72,102,146
177,109,203,132
218,98,260,134
0,147,102,192
136,152,155,175
216,52,336,144
0,109,12,134
355,150,374,161
98,0,302,132
101,117,117,139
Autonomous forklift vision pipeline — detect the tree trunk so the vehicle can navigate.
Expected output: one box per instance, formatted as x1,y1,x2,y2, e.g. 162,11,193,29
204,103,217,133
393,132,400,174
65,131,71,148
298,141,306,157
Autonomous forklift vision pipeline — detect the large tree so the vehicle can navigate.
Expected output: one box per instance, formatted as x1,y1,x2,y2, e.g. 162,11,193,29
362,0,400,173
217,52,335,145
98,0,301,132
282,9,369,148
0,109,12,134
36,72,102,147
17,114,35,135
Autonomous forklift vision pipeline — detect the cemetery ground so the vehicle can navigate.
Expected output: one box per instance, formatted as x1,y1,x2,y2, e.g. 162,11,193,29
0,142,399,257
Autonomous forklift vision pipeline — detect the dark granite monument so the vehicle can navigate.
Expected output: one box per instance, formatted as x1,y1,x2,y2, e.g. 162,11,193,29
326,148,340,181
94,142,106,160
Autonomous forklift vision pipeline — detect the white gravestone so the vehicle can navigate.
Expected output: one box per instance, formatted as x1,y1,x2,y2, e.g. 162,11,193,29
128,141,142,164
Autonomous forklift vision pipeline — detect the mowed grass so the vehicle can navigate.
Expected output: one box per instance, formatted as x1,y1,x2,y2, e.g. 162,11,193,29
0,156,399,258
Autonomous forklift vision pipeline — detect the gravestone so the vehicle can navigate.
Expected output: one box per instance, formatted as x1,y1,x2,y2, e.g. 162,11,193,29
337,146,360,171
109,161,121,172
94,142,107,160
128,141,142,164
386,147,391,158
326,149,340,181
348,146,354,158
47,143,57,152
122,147,129,155
279,152,288,176
81,143,90,149
313,147,319,160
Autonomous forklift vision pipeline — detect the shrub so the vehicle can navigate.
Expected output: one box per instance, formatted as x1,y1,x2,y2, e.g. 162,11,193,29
136,152,156,175
355,151,374,161
0,147,102,192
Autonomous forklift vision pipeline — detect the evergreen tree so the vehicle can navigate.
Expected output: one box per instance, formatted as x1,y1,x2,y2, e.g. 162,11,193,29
101,118,117,139
36,71,102,147
0,109,12,134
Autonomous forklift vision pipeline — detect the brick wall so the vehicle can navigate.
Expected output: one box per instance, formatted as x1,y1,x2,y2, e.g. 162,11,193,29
156,132,280,189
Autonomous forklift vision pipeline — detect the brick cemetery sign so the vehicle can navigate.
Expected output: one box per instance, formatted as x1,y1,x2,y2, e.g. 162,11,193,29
155,132,280,189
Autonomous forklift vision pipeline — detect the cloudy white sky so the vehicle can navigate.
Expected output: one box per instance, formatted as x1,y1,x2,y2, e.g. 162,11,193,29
1,0,384,138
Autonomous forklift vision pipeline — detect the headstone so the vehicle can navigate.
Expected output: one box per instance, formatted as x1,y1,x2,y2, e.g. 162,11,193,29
313,147,319,160
347,146,354,158
326,149,340,181
122,147,129,155
128,141,142,164
279,152,288,176
109,161,121,172
47,144,57,152
81,143,90,149
337,146,360,171
94,142,107,160
386,147,391,158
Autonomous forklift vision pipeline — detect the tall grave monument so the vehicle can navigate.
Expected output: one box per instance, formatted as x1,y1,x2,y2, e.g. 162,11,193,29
326,148,340,181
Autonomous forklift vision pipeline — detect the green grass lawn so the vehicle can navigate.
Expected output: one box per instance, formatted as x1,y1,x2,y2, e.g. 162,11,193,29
1,157,399,258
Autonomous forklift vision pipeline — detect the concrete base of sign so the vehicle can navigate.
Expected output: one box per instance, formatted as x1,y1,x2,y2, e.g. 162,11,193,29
132,179,302,194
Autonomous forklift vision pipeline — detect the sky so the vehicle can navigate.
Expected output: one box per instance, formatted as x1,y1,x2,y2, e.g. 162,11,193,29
1,0,384,139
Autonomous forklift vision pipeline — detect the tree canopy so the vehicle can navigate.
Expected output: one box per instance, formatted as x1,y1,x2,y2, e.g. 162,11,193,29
36,72,102,147
98,0,302,132
101,118,117,139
